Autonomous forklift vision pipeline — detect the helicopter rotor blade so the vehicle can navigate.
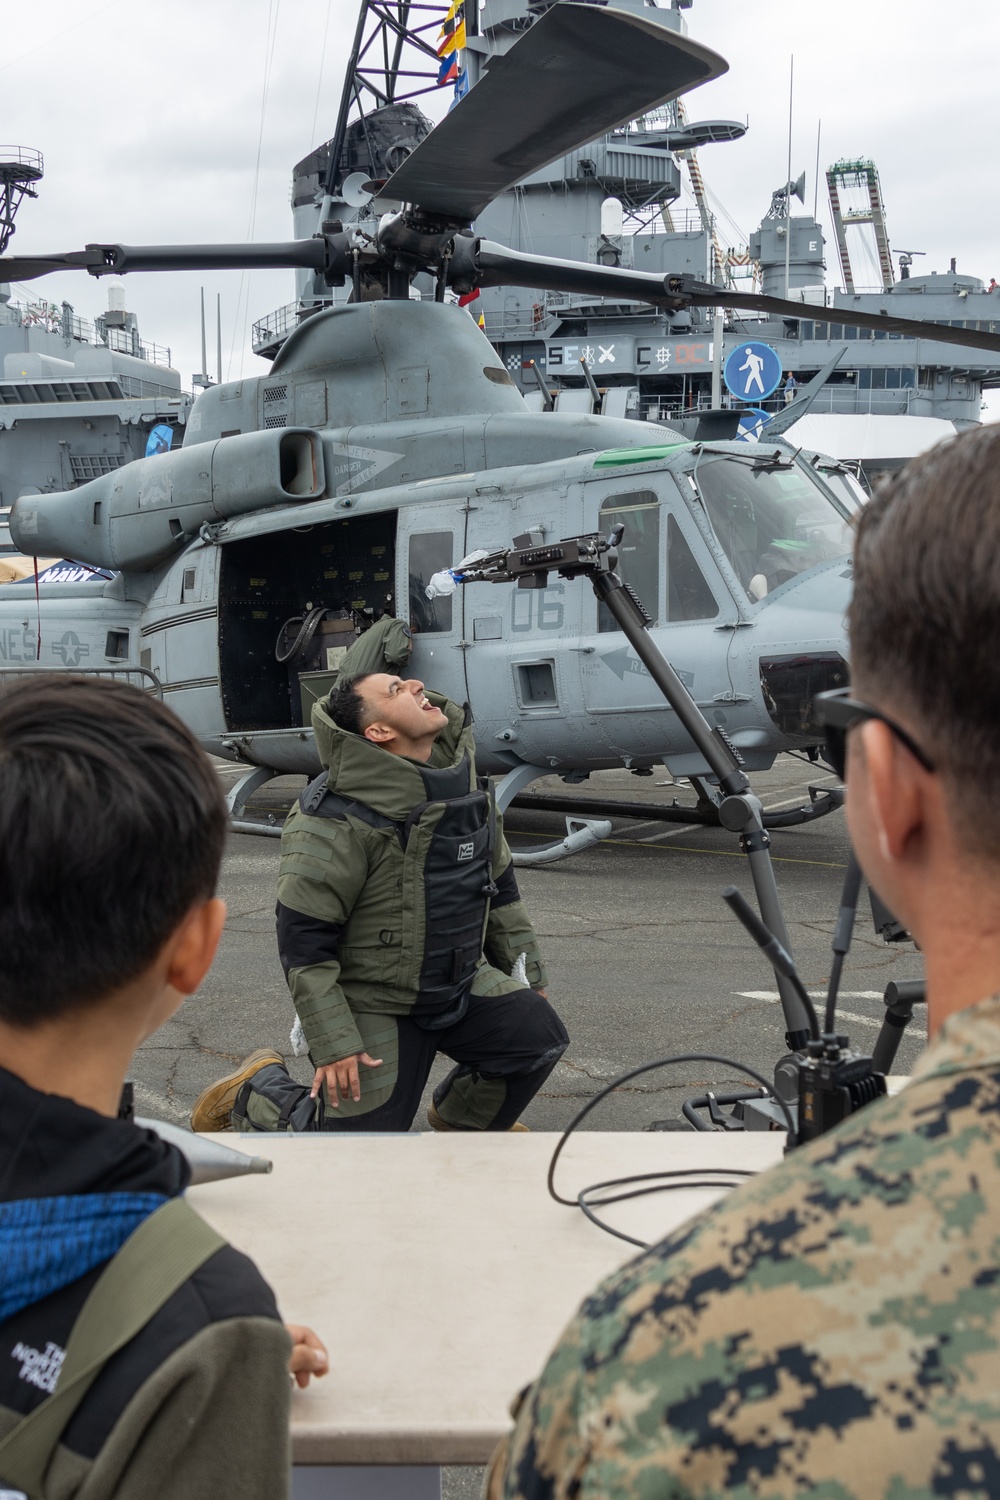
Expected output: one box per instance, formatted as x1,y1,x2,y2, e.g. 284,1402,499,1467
704,285,1000,356
0,249,106,283
0,240,331,284
473,241,681,306
378,3,726,227
471,242,1000,357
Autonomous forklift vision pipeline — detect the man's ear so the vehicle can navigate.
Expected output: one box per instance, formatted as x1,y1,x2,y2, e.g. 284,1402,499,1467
364,721,393,745
164,898,227,998
857,719,926,861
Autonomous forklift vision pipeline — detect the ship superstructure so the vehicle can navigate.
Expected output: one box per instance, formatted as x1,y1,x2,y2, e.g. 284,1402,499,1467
0,146,190,505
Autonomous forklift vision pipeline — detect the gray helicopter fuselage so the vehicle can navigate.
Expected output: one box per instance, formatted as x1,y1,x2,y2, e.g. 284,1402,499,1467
0,302,853,780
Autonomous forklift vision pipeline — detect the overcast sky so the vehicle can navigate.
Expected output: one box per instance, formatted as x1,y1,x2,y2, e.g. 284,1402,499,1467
4,0,999,395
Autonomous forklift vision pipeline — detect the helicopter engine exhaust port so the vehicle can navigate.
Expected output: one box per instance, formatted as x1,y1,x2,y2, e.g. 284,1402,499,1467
9,427,327,574
278,430,322,497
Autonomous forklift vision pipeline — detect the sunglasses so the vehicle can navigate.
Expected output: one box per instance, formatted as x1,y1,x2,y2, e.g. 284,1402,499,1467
813,688,936,781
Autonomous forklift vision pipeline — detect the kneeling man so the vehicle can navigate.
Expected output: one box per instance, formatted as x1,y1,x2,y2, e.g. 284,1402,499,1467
195,673,567,1133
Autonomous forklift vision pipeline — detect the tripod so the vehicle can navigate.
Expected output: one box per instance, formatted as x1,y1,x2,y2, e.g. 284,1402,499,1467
455,525,818,1076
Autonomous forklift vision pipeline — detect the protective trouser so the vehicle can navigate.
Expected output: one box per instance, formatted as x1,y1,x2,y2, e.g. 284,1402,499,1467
232,986,568,1133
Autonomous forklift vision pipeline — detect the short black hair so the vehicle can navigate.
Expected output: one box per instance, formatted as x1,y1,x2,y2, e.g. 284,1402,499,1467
850,423,1000,853
327,674,377,739
0,676,227,1027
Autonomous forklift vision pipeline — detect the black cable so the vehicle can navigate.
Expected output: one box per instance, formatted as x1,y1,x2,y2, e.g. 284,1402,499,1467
577,1170,759,1249
547,1052,796,1247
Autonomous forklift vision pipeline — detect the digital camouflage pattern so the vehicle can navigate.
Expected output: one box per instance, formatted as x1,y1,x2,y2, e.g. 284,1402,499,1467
487,995,1000,1499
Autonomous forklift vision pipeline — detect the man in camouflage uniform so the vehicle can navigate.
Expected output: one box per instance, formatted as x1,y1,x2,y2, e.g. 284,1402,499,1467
194,619,567,1133
487,424,1000,1497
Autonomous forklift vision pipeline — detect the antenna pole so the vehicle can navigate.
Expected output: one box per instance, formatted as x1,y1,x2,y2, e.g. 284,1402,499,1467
199,287,208,383
813,118,821,221
784,55,794,299
711,308,723,408
216,293,222,385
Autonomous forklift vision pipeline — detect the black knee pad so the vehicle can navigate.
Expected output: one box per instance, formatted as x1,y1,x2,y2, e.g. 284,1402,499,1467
496,989,570,1076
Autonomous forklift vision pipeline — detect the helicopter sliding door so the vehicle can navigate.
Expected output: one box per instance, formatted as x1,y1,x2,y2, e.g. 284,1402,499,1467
218,510,397,731
578,478,739,768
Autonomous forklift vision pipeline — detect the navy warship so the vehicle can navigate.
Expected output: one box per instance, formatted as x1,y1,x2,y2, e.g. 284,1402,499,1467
0,147,190,510
252,0,998,489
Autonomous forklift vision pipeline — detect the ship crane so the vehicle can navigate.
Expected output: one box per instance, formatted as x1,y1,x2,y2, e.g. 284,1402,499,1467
826,157,894,293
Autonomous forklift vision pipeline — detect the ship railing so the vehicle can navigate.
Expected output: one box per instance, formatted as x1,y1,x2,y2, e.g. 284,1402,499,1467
253,302,300,351
0,665,163,699
802,387,920,416
639,392,715,421
103,327,173,368
0,146,44,176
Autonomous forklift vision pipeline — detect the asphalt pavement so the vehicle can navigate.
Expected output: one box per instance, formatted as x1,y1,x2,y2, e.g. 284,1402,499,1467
136,754,926,1133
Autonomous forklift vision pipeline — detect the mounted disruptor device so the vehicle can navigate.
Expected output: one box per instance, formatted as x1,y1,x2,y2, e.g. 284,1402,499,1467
454,526,819,1068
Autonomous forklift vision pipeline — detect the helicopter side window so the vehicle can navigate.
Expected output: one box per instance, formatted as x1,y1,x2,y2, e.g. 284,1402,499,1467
598,492,659,633
665,515,718,622
695,457,854,600
408,531,453,633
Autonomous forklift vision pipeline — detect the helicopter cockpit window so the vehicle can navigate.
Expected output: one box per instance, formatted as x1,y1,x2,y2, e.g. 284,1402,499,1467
695,457,854,601
665,515,718,621
815,466,868,513
598,492,659,632
409,531,453,633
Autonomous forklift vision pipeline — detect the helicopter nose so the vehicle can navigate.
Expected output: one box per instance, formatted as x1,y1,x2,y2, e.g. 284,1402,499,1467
743,561,852,744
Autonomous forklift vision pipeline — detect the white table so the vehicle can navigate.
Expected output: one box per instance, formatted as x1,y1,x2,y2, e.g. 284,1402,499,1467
192,1131,785,1497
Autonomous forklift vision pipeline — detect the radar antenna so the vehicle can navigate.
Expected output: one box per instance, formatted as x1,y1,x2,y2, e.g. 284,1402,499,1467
0,145,43,257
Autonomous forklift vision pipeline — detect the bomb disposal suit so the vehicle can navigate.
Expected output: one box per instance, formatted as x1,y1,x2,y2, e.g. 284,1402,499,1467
238,686,567,1132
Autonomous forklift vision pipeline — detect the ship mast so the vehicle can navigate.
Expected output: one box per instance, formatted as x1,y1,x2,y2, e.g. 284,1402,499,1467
0,146,43,257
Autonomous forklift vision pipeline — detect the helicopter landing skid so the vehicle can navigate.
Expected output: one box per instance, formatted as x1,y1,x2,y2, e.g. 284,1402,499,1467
510,815,613,868
494,760,613,865
494,760,551,814
226,763,280,820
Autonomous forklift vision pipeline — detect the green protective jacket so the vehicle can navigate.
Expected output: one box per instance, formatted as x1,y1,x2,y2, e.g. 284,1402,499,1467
277,691,548,1067
332,615,413,682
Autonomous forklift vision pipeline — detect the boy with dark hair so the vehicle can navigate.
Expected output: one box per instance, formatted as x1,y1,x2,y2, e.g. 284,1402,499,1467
194,669,567,1134
0,676,325,1499
487,423,1000,1498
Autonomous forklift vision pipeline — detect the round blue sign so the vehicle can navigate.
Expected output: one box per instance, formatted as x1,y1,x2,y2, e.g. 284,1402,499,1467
724,341,783,402
735,408,773,444
145,423,174,457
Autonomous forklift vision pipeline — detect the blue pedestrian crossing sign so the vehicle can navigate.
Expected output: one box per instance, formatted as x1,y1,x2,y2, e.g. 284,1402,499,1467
724,341,783,402
735,408,773,444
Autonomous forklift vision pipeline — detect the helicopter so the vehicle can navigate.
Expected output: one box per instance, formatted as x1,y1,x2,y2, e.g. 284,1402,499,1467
3,2,999,851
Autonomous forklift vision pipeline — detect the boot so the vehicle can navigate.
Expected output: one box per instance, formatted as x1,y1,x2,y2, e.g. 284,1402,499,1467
190,1049,285,1132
